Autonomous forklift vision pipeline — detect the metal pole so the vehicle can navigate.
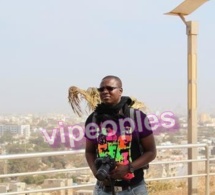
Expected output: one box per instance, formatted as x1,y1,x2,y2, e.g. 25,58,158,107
205,145,210,195
186,21,198,195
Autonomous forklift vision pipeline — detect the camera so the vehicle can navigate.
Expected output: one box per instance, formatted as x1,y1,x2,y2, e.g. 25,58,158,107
95,156,116,181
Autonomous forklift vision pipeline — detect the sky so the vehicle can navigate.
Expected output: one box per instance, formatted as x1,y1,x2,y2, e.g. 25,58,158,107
0,0,214,115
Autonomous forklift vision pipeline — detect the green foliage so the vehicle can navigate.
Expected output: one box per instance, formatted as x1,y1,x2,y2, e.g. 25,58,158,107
20,175,47,185
6,143,26,154
0,178,7,183
71,175,77,183
8,158,41,173
0,131,13,143
41,156,66,169
29,134,65,152
148,181,174,193
34,175,47,185
29,136,52,152
55,173,66,179
70,154,87,167
20,176,35,184
0,162,4,173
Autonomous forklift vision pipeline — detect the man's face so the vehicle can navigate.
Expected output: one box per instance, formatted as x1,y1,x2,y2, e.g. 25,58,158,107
98,78,122,105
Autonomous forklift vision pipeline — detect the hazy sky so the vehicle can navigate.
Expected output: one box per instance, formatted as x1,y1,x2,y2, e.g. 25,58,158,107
0,0,214,115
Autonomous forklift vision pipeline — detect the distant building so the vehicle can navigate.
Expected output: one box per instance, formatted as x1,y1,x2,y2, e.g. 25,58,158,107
76,175,90,183
0,125,20,136
0,124,31,138
0,184,9,193
75,189,93,195
199,113,211,123
20,125,31,138
9,182,26,195
42,178,73,195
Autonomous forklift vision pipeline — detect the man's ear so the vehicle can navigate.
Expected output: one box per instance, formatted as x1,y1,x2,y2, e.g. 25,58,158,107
120,88,123,93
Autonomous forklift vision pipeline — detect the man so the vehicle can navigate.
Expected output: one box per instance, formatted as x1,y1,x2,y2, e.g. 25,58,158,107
85,75,156,194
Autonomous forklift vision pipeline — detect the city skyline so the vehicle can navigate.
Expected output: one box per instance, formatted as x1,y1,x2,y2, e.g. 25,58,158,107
0,1,215,115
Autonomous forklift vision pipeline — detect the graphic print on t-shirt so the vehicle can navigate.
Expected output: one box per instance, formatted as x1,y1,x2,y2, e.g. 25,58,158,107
97,127,134,180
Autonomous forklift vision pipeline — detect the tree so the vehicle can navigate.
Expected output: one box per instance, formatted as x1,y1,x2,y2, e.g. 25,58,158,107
68,86,147,117
34,175,47,185
20,175,35,184
0,131,13,143
8,158,41,173
6,143,26,154
29,135,54,152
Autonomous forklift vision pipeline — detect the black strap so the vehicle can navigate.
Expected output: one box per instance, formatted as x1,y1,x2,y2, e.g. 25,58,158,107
129,108,149,170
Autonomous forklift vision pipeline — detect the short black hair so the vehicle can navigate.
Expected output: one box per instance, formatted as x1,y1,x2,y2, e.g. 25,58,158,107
101,75,122,87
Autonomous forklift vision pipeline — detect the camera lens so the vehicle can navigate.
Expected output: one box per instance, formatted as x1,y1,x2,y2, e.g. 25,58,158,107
95,169,109,181
94,156,116,181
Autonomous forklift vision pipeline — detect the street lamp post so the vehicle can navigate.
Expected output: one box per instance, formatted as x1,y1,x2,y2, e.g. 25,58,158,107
165,0,208,194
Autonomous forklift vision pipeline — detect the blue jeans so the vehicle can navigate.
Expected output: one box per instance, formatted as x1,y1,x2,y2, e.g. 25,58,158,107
93,180,148,195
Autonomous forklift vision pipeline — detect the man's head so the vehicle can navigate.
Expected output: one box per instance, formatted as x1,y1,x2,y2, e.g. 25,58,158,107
98,75,123,106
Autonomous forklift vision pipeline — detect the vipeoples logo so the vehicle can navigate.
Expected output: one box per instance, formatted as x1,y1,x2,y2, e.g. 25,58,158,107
40,111,179,149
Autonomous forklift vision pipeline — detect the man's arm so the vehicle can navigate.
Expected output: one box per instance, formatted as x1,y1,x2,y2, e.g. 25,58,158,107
130,134,156,170
85,138,97,177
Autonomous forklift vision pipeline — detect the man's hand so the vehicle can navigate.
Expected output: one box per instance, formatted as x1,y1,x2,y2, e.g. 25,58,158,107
110,163,129,180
